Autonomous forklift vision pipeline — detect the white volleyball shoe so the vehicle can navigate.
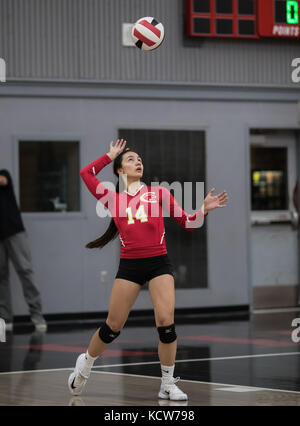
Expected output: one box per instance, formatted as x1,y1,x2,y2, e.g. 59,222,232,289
68,353,91,396
158,376,188,401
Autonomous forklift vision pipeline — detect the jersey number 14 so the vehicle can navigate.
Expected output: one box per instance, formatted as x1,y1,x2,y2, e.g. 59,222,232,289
126,205,148,224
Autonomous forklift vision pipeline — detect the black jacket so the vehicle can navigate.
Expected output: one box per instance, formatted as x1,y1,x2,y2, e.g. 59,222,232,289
0,169,25,240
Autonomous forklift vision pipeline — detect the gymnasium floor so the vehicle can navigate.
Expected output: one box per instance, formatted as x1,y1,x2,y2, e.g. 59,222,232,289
1,309,300,406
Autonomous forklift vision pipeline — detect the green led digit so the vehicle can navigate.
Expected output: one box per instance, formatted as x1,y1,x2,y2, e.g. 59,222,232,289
287,1,299,24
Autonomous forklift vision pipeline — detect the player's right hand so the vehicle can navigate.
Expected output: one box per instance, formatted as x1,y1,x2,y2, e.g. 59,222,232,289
107,139,127,161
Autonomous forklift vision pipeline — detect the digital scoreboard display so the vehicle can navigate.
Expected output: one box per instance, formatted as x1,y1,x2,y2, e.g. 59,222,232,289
186,0,300,38
259,0,299,36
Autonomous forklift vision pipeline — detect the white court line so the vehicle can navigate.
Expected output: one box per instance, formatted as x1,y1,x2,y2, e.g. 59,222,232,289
214,386,261,392
0,367,72,375
92,351,300,369
91,370,300,395
1,354,300,396
253,307,300,314
0,351,299,376
1,367,300,396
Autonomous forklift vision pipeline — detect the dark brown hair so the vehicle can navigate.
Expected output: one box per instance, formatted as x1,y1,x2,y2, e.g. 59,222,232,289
85,147,139,249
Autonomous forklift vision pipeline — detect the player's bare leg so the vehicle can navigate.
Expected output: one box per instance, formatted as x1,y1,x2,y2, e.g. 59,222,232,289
68,278,141,395
149,274,187,400
88,278,141,356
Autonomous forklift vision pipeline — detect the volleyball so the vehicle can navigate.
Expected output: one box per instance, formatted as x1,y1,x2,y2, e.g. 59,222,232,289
131,17,165,51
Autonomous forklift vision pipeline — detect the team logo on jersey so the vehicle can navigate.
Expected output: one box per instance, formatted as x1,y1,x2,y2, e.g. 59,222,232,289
140,192,157,203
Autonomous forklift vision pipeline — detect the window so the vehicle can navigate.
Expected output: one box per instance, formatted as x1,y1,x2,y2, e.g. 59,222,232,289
118,129,207,290
251,147,288,210
19,140,80,212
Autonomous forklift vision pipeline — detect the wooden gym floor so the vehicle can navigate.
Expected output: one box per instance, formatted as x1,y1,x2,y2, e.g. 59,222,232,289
1,310,300,406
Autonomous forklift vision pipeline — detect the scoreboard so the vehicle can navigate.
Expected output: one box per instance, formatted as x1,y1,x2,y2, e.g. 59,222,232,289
259,0,299,36
186,0,300,38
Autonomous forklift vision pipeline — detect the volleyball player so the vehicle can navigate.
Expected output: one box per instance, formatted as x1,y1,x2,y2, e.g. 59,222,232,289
68,139,228,400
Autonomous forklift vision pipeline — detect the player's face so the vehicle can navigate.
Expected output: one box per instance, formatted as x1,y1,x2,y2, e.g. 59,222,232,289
120,152,143,178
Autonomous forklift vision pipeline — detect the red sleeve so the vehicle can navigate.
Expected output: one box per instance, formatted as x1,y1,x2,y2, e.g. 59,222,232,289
80,154,116,209
160,186,207,231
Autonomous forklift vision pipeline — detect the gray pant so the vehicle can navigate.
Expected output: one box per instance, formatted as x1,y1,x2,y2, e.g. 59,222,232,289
0,231,43,322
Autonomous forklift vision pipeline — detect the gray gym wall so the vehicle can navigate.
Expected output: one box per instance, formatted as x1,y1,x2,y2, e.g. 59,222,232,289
0,0,299,316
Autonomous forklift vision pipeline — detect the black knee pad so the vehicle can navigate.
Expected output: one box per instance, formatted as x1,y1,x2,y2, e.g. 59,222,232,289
98,322,120,344
157,323,177,344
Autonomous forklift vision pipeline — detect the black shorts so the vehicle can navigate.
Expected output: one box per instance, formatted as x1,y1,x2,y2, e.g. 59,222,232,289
115,254,174,286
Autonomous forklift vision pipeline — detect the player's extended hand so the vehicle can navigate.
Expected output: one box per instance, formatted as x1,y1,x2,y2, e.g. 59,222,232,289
107,139,127,161
204,188,229,214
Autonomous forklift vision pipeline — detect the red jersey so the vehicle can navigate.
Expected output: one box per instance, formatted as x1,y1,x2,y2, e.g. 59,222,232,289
80,154,207,259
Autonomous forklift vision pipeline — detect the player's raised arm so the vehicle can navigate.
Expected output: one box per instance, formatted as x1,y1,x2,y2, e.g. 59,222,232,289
80,139,126,208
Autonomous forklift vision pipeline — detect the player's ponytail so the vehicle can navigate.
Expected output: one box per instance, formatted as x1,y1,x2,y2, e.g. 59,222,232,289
85,147,133,249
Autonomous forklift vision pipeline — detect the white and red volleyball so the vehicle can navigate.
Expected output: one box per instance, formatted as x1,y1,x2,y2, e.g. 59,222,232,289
132,17,165,51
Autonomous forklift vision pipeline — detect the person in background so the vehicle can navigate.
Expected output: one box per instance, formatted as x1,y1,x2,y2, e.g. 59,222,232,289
293,181,298,212
0,169,47,332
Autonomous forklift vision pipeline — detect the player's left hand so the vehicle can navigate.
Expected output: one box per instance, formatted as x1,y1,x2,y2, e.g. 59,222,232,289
204,188,229,213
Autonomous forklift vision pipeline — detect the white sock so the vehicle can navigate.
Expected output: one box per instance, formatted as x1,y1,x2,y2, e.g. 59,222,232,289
161,364,175,383
85,350,98,367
